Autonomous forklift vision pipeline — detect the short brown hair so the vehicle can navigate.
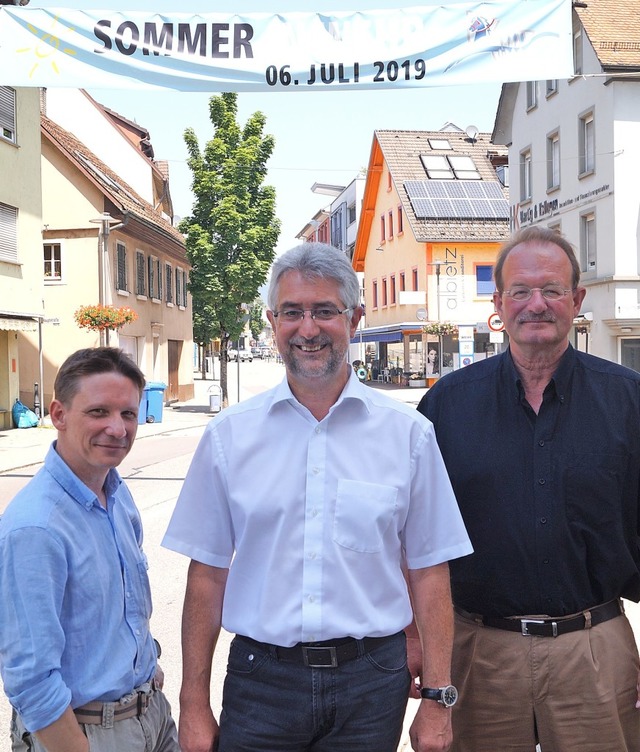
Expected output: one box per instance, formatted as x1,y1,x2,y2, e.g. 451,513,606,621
493,226,581,292
54,347,145,405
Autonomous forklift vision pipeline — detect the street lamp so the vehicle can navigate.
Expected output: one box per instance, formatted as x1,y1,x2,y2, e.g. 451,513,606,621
427,260,445,377
89,212,122,346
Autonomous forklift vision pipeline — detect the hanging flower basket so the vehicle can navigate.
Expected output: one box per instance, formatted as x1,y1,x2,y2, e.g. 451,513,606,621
74,304,138,332
423,321,458,337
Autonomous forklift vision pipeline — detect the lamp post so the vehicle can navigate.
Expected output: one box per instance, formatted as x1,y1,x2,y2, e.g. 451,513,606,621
427,260,444,376
89,212,121,346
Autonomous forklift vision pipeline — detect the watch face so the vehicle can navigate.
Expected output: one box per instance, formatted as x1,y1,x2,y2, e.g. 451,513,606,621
441,685,458,707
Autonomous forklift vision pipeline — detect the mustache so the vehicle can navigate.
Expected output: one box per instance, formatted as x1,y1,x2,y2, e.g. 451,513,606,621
517,313,557,323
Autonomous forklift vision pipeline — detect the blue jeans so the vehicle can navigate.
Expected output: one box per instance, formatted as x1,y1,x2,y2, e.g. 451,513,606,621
219,632,410,752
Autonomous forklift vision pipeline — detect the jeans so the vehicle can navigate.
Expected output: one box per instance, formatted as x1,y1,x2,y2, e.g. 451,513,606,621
11,689,179,752
219,631,410,752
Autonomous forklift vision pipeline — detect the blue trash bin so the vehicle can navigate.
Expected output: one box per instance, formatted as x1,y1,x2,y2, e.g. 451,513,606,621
145,382,167,423
138,388,149,425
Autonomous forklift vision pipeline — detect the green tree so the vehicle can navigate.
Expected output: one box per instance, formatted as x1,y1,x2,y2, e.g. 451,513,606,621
248,300,265,341
181,93,280,405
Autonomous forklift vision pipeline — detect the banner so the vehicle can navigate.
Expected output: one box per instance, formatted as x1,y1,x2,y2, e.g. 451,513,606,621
0,1,574,92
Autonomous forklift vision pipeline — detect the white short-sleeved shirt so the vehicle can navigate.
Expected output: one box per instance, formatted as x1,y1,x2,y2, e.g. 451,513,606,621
163,371,471,646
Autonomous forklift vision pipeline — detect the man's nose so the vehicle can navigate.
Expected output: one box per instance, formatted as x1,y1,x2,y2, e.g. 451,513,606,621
105,414,127,437
298,311,321,334
527,288,549,311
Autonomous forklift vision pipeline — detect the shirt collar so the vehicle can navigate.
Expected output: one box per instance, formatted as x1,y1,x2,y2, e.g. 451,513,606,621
505,344,575,404
46,441,123,510
269,367,370,417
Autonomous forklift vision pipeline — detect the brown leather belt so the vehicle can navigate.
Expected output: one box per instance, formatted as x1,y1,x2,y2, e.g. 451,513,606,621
237,632,399,668
456,599,623,638
74,679,156,727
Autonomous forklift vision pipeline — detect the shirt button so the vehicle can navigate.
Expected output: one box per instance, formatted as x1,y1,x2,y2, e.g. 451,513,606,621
538,478,546,485
540,517,547,524
312,467,320,475
308,595,315,603
309,551,317,560
538,440,545,447
315,426,321,434
310,509,318,517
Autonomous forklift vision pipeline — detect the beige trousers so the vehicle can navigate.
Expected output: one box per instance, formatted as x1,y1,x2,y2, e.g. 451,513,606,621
451,606,640,752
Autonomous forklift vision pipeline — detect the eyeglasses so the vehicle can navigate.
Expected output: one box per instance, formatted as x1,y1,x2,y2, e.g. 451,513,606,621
502,285,574,302
272,306,354,323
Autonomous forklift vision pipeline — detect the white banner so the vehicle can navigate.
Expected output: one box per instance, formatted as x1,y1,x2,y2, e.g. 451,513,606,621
0,1,573,92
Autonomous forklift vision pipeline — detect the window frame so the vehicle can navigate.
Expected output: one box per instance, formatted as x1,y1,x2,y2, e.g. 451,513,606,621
115,241,128,294
148,254,162,301
0,86,16,144
0,201,18,264
135,250,147,297
546,130,560,191
519,148,533,202
578,109,595,177
526,81,538,111
165,261,173,305
475,264,494,296
580,211,596,273
43,241,63,283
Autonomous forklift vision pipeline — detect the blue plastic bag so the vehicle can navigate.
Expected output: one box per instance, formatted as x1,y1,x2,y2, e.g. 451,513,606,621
12,400,38,429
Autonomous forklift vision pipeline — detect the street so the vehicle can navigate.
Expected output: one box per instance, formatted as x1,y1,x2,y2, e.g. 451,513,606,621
1,357,640,751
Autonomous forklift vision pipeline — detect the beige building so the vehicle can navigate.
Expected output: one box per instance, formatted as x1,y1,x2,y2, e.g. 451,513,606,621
0,87,44,428
353,126,509,384
22,114,194,410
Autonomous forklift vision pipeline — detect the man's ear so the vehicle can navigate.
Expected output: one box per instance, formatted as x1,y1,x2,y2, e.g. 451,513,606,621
49,399,67,431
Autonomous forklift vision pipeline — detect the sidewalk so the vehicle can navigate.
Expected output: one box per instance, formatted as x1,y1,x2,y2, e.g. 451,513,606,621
0,377,428,476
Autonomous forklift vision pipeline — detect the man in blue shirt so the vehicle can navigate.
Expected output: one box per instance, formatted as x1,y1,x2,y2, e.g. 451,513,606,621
419,226,640,751
0,347,179,752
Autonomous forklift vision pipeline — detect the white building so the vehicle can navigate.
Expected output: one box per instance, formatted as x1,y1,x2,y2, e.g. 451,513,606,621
492,0,640,368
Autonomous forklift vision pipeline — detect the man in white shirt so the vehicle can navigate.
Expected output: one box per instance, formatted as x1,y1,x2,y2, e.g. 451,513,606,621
162,242,472,752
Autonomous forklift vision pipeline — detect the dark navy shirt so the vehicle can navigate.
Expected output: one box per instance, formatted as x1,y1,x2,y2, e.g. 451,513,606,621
418,345,640,617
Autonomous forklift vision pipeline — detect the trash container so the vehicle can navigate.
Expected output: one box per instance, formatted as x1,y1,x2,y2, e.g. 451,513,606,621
145,382,167,423
208,384,222,413
138,389,148,425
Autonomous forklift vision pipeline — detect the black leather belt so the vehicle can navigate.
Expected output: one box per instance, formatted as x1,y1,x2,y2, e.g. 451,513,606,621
237,633,398,668
456,599,623,638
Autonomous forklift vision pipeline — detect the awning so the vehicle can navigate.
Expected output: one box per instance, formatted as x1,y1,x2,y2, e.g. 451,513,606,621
355,330,404,344
0,317,37,332
351,323,423,345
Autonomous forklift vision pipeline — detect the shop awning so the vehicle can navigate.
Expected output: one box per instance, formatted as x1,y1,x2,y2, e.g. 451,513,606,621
351,323,423,345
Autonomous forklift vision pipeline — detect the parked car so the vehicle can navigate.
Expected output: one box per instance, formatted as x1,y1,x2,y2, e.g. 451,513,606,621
237,348,253,362
226,348,238,362
251,346,262,358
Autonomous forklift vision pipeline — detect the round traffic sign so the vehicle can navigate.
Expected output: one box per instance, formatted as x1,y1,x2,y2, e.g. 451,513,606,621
488,313,504,332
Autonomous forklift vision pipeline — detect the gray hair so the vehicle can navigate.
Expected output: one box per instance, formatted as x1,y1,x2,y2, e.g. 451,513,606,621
268,242,360,311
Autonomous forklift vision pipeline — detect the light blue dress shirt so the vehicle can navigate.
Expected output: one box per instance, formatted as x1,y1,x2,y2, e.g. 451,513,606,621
163,370,472,647
0,442,156,733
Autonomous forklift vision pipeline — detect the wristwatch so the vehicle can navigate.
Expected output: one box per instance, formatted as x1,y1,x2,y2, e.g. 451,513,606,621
420,685,458,707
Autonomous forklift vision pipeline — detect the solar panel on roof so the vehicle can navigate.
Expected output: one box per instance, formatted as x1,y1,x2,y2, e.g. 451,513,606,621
404,180,509,220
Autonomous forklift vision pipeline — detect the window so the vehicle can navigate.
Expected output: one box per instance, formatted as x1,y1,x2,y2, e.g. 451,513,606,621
520,148,532,202
399,271,406,291
136,251,146,296
390,275,396,304
0,202,17,263
372,280,378,308
546,131,560,190
412,267,418,291
579,110,595,175
448,155,481,180
421,154,453,179
580,212,596,272
380,214,386,242
43,242,62,281
388,210,394,239
397,205,404,234
476,265,494,296
573,28,583,75
175,267,188,307
116,242,127,292
382,278,388,307
165,263,173,304
348,203,356,225
0,87,16,144
182,270,188,307
526,81,538,110
428,138,452,150
546,79,558,97
386,171,392,191
420,154,481,180
148,255,162,300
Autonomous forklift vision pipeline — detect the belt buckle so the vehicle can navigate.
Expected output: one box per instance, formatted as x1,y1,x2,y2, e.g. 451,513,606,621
521,618,558,637
302,646,338,668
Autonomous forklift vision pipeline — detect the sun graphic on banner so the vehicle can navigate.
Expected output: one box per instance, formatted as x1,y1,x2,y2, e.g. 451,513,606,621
16,16,77,78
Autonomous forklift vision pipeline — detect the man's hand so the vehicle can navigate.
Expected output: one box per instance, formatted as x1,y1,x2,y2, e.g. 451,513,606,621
409,700,453,752
179,704,219,752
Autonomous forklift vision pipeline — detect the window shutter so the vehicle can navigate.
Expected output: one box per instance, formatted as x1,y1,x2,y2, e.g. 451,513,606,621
0,202,18,263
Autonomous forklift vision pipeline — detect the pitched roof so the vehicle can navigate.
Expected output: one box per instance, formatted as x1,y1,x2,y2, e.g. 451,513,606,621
576,0,640,69
375,129,510,242
41,115,186,254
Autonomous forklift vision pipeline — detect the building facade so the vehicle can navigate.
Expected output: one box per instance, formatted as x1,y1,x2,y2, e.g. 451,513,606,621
492,0,640,367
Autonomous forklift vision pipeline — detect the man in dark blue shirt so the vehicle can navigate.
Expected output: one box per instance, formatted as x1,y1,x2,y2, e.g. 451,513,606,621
418,226,640,752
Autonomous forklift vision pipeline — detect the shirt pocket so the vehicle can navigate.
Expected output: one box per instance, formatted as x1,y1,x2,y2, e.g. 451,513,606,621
333,479,398,553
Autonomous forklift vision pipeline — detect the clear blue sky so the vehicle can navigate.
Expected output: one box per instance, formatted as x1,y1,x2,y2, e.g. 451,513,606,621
31,1,502,255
